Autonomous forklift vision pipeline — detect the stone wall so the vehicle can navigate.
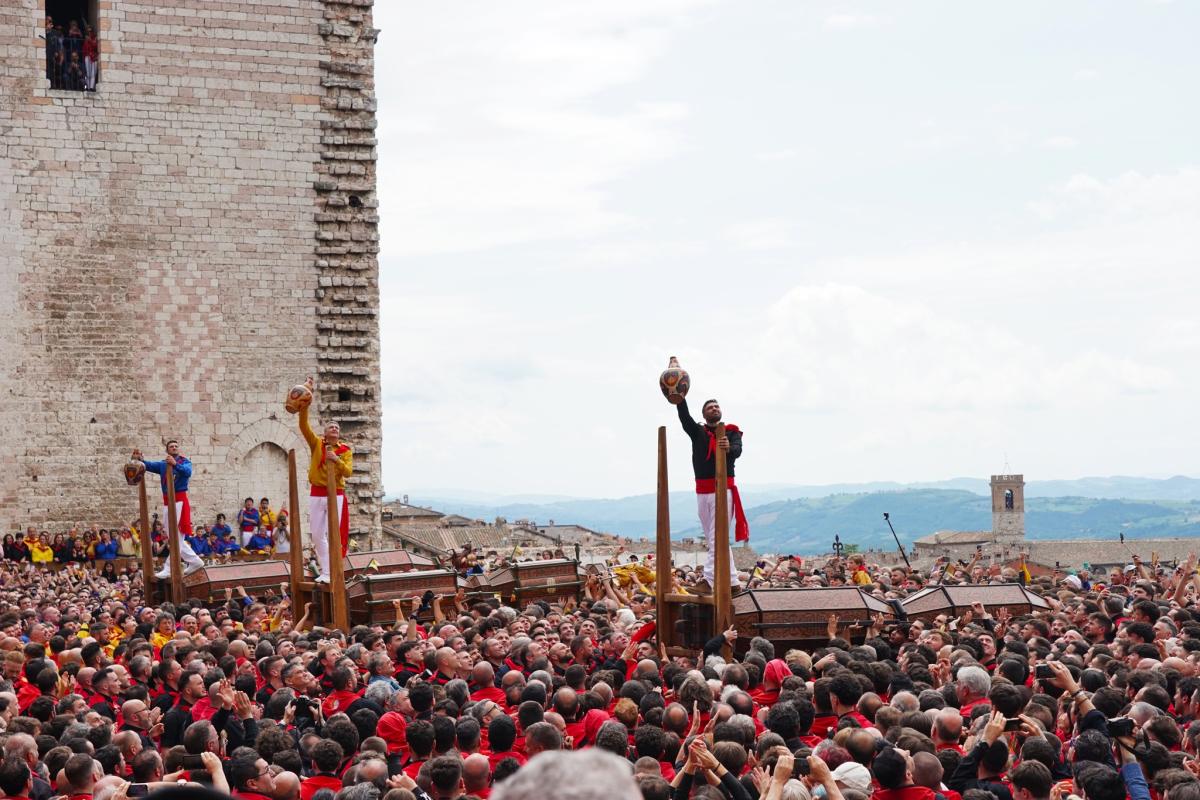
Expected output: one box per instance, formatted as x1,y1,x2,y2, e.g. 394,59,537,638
0,0,382,545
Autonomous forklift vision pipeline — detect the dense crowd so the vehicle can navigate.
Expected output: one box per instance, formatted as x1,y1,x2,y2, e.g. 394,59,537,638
1,544,1199,800
44,16,98,92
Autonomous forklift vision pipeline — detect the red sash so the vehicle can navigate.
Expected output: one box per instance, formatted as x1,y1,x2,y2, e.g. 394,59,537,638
694,477,750,542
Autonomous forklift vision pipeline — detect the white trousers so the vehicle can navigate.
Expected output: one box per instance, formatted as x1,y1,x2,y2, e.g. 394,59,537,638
697,491,739,586
160,501,203,568
84,57,96,89
240,529,257,547
308,495,345,578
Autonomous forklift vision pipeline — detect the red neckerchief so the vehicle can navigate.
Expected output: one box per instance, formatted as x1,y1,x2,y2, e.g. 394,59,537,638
704,423,741,460
320,441,350,468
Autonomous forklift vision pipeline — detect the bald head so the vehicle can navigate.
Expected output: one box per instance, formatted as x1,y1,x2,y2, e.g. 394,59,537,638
273,770,300,800
463,753,491,792
472,661,495,686
933,708,963,744
553,687,579,718
501,669,526,689
911,752,943,789
662,703,690,736
436,647,457,670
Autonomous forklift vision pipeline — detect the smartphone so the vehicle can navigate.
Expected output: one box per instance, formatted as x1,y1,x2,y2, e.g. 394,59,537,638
1004,718,1023,732
181,754,207,770
794,758,810,776
1034,664,1054,681
128,785,150,798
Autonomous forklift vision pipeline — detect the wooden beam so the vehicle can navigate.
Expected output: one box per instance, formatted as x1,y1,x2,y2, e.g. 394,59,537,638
164,462,184,605
326,460,349,632
137,476,155,606
287,449,305,606
655,426,673,649
712,422,732,655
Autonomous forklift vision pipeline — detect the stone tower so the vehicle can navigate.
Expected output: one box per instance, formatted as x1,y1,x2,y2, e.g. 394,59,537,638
0,1,383,545
990,474,1025,541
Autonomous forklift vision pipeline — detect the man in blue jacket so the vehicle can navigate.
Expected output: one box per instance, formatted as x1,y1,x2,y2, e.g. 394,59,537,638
132,439,204,578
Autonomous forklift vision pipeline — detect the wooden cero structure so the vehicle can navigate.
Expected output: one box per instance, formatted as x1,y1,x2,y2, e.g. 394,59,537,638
285,449,350,632
655,424,733,659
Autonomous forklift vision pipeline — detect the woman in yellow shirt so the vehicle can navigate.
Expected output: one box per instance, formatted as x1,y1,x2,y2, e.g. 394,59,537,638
30,533,54,565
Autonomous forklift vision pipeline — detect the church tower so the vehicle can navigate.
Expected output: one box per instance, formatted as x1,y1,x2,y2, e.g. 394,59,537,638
991,474,1025,541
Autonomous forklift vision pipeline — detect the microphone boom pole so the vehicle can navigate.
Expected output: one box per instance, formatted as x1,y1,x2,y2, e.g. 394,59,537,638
883,512,912,570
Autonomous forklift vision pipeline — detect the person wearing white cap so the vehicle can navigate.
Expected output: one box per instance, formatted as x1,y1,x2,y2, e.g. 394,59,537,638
831,762,874,794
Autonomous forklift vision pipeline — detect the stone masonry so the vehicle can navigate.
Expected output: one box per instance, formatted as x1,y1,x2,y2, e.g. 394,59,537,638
0,1,383,546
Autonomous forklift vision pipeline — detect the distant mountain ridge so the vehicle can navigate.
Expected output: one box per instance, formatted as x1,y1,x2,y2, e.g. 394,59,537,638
399,475,1200,552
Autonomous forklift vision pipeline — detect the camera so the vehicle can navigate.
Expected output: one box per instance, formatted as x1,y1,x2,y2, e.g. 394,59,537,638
180,754,207,770
794,758,810,776
1034,664,1054,681
1107,718,1135,738
294,696,314,715
1004,718,1023,732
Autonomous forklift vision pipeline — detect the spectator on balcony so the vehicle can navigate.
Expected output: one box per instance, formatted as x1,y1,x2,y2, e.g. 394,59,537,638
45,17,62,89
117,527,139,558
30,534,54,565
52,533,71,562
246,528,273,554
237,498,261,547
95,530,119,561
82,25,98,91
259,498,276,533
211,513,232,541
274,514,291,555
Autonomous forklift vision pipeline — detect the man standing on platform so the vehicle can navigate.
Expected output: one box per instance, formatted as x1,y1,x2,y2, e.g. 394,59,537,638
297,376,353,584
676,398,748,593
132,440,204,578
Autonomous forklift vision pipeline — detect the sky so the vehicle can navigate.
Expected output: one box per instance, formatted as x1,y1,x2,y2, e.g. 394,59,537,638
372,1,1200,501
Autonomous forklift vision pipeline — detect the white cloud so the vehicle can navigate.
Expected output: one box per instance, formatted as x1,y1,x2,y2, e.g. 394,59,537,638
374,3,706,258
1073,67,1101,81
723,218,802,250
755,148,800,162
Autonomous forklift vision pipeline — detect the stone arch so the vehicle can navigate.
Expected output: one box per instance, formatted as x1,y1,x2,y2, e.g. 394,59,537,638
226,417,307,513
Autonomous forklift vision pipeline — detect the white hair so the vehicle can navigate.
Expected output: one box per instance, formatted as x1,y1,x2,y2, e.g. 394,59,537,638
956,665,991,697
493,750,639,800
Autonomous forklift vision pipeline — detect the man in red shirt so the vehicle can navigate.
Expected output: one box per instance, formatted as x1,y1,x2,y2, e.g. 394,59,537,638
830,673,874,728
300,740,344,800
230,752,278,800
470,662,506,705
955,666,992,717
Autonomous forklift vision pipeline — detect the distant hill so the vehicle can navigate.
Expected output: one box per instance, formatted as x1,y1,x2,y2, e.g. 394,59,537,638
403,475,1200,551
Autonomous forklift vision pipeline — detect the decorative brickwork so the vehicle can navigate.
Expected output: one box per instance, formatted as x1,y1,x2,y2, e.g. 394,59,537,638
0,1,383,547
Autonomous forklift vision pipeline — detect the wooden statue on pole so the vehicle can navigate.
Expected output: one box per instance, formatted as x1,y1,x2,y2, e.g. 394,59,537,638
286,376,353,631
130,439,205,604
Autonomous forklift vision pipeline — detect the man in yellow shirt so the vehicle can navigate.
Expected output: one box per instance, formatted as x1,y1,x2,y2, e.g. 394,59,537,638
297,376,353,584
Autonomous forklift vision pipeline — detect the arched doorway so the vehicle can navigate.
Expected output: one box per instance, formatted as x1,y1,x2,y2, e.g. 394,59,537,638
241,442,289,517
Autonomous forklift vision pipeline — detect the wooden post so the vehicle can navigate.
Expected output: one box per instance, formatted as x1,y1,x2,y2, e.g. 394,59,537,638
712,423,732,653
326,460,349,632
164,463,184,605
287,449,305,604
137,477,155,606
655,426,672,648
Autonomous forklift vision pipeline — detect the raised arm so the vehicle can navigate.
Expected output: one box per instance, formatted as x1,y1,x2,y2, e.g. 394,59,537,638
298,405,319,450
676,398,700,436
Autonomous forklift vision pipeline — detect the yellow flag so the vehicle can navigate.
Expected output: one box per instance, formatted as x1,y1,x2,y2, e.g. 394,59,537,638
367,558,380,570
1020,560,1031,585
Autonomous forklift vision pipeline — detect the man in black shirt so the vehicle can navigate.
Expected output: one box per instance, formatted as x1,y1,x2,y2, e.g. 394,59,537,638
676,397,748,592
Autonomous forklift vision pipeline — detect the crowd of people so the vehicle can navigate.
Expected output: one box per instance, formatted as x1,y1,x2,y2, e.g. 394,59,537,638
1,541,1199,800
44,15,98,92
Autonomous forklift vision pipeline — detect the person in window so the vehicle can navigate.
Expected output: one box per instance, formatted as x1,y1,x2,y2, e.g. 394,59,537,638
100,561,119,583
45,17,62,88
64,51,84,92
70,538,89,563
82,25,98,91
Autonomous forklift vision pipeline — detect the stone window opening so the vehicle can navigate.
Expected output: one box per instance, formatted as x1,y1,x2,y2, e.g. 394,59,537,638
1004,489,1014,510
44,0,99,92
